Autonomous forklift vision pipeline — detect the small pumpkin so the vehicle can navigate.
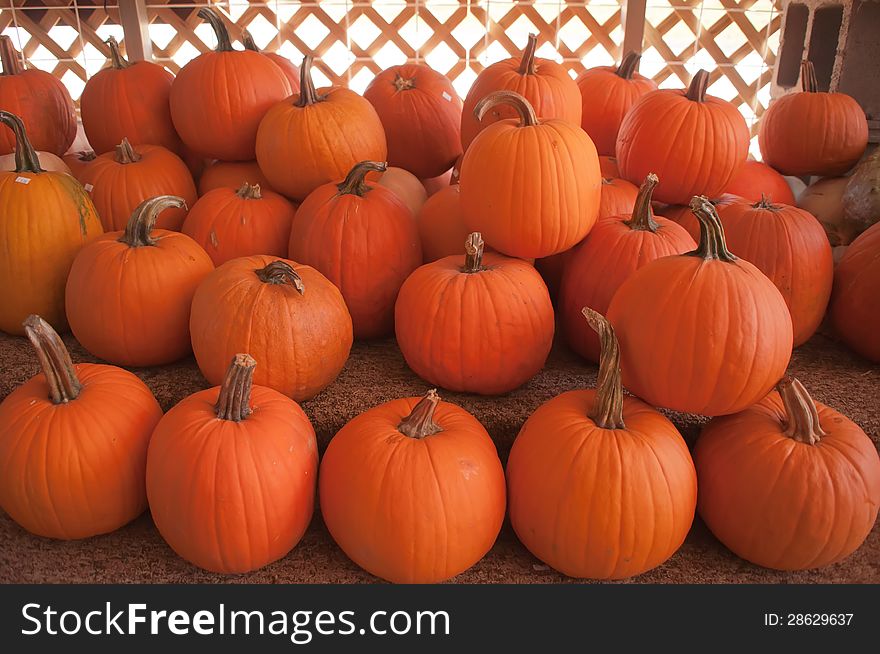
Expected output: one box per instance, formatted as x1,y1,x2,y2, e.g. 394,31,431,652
507,309,697,579
830,221,880,362
241,29,301,93
373,165,428,217
599,176,639,219
0,148,71,174
63,150,96,179
147,354,317,573
694,377,880,570
198,159,274,195
724,159,795,205
417,170,467,262
663,193,744,242
320,389,506,583
0,315,162,539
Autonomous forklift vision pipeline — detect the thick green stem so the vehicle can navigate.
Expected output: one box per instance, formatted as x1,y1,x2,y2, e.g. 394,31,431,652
462,232,485,273
616,51,641,79
255,260,305,295
23,315,82,404
398,389,443,439
778,377,826,445
215,354,256,422
474,90,539,127
0,35,24,76
687,196,738,262
686,70,710,102
295,55,324,107
114,137,142,164
337,161,386,197
236,182,262,200
623,173,660,232
105,36,132,69
0,110,43,173
801,60,818,93
119,195,186,247
198,7,234,52
518,33,538,75
583,308,625,430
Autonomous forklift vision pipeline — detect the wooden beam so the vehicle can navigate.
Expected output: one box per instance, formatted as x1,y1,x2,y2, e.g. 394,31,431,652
118,0,152,61
622,0,648,56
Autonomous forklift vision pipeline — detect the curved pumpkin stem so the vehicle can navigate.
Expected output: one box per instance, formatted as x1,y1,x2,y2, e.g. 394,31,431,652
199,7,234,53
255,260,305,295
616,51,641,79
623,173,660,232
295,55,325,107
393,72,416,91
105,36,132,70
583,308,625,430
474,90,539,127
398,389,443,439
337,160,386,197
0,110,43,174
687,196,737,262
801,60,819,93
518,33,538,75
236,182,262,200
23,315,82,404
74,150,97,163
119,195,186,247
0,35,24,76
462,232,485,273
114,137,142,164
241,29,259,52
215,354,256,422
778,377,826,445
685,70,710,102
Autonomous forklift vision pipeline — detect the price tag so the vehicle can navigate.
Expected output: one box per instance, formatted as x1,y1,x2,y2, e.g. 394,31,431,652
442,92,453,102
15,176,30,185
84,183,94,192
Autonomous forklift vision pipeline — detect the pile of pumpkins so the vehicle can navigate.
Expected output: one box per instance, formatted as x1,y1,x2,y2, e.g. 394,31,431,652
0,10,878,583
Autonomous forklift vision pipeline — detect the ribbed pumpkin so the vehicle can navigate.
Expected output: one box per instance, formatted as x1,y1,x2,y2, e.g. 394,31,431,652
78,138,197,232
147,354,317,573
663,193,744,242
190,256,353,401
725,160,795,205
289,161,421,339
169,8,291,161
183,183,296,266
830,221,880,362
460,34,581,151
198,160,274,195
0,315,162,539
364,63,462,178
66,196,214,367
395,233,554,394
80,37,179,155
576,52,657,156
374,165,427,217
0,36,76,156
695,377,880,570
560,175,696,362
256,55,387,201
759,61,868,177
0,111,103,335
599,176,639,219
508,309,697,579
607,197,793,416
241,29,300,93
616,70,749,205
460,91,601,258
320,389,506,583
63,150,96,180
416,171,467,262
717,196,833,346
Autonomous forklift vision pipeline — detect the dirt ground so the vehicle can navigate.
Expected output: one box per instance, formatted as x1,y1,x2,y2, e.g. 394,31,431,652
0,326,877,584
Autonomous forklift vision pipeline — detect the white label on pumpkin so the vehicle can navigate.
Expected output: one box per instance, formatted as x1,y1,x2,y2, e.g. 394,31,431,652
84,183,94,192
442,92,452,102
15,176,30,184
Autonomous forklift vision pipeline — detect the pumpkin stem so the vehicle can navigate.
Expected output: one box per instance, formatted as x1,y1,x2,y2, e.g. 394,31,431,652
398,389,443,439
518,33,538,75
801,60,819,93
687,196,737,262
215,354,256,422
337,160,386,197
105,36,132,69
462,232,485,273
119,195,186,247
255,260,305,295
393,72,416,91
198,7,234,53
616,51,641,79
623,173,660,232
22,315,82,404
114,137,142,164
778,377,826,445
74,150,97,163
754,193,778,210
474,90,539,127
583,308,625,430
0,35,24,76
685,70,710,102
236,182,262,200
295,55,325,107
241,28,259,52
0,110,43,174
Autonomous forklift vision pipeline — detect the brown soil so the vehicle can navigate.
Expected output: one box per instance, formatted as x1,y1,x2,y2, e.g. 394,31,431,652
0,328,877,584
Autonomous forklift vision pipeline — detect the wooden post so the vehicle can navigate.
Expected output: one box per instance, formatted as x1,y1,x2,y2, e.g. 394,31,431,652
622,0,648,55
118,0,152,62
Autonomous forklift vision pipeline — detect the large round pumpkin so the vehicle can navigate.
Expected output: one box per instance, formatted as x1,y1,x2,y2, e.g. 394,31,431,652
190,256,353,401
0,111,103,335
508,309,697,579
616,70,749,204
694,377,880,570
460,91,601,258
241,29,301,93
256,55,387,201
724,159,795,205
0,36,76,156
830,221,880,362
460,34,581,151
416,172,468,262
289,161,421,339
0,315,162,539
364,63,462,178
759,60,868,176
395,233,554,394
320,389,506,583
198,159,275,195
607,196,793,416
169,8,291,161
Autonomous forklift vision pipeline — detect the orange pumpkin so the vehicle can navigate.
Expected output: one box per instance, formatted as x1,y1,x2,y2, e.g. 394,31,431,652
395,233,554,394
190,256,353,402
460,91,601,258
607,197,793,416
830,221,880,362
241,29,301,93
694,377,880,570
724,160,795,205
0,315,162,539
0,111,103,335
169,8,291,161
421,165,454,196
290,161,421,339
560,174,696,362
599,176,639,219
80,37,180,155
759,61,868,176
507,309,697,579
183,183,296,266
0,148,71,174
320,389,506,583
66,196,214,366
63,150,96,180
147,353,317,573
663,193,744,242
460,34,581,151
256,55,387,201
417,173,467,263
198,159,275,195
373,165,427,217
599,155,620,177
576,52,657,156
0,36,76,156
616,70,749,204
